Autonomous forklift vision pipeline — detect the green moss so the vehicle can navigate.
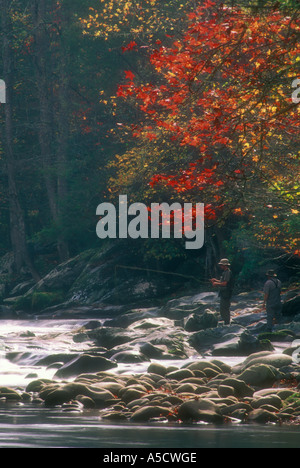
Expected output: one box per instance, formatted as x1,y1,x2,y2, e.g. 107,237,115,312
258,330,296,342
285,393,300,407
15,291,64,312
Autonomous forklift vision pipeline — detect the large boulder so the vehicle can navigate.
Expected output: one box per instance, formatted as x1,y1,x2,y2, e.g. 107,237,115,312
54,354,117,379
189,324,245,350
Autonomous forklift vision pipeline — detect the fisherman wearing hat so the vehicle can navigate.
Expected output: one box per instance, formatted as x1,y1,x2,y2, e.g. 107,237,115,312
263,270,282,331
210,259,234,325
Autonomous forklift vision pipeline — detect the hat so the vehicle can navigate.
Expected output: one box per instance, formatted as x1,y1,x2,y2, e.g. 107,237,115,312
218,258,231,266
266,269,277,277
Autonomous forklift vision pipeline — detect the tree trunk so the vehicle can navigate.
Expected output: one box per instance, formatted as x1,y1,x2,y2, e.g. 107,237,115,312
31,0,69,262
1,0,40,281
56,8,70,262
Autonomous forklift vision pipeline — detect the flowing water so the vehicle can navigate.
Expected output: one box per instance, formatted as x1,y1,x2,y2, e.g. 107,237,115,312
0,318,299,449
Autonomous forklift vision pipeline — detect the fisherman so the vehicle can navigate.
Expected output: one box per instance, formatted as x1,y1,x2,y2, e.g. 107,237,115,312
210,259,234,325
263,269,282,331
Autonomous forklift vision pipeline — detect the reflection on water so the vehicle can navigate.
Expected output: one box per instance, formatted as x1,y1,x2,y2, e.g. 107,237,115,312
0,403,300,448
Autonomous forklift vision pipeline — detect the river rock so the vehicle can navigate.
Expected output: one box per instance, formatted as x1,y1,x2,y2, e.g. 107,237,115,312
130,405,171,422
110,351,149,363
120,388,147,404
184,310,218,332
189,324,245,350
147,362,168,376
177,399,224,423
0,387,22,401
140,343,165,359
218,385,236,398
234,352,293,373
248,408,280,423
86,327,137,350
252,394,283,410
184,360,223,374
237,364,280,387
165,368,195,381
43,382,115,408
212,331,268,357
54,354,117,378
221,378,254,398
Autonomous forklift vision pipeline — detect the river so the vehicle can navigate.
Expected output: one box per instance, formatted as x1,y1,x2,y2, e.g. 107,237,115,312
0,318,299,449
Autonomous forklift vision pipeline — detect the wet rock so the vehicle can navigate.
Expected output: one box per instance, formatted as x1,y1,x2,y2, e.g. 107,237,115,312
258,330,296,343
43,382,115,408
165,368,195,381
212,331,268,357
101,411,129,421
0,387,22,401
26,379,54,393
147,362,168,376
238,364,280,387
54,354,117,378
189,324,245,350
221,378,254,398
120,388,147,404
184,360,223,376
184,310,218,332
220,402,253,417
75,395,96,408
110,351,149,363
218,385,236,398
130,405,171,422
252,394,283,410
87,327,137,350
248,408,280,423
177,399,224,424
140,343,164,359
234,352,293,373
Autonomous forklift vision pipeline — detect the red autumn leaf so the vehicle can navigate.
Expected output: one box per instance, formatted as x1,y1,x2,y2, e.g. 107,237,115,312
124,70,135,81
122,41,138,53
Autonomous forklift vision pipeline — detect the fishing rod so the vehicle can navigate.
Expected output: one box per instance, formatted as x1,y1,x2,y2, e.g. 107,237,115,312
114,264,211,286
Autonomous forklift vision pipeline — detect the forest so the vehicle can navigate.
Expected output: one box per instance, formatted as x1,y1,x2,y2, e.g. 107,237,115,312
0,0,299,297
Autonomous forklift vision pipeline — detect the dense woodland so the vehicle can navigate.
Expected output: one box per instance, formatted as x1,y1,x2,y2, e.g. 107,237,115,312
0,0,299,291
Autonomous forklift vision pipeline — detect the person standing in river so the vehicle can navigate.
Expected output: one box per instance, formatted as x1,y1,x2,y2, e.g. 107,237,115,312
210,259,234,325
263,269,283,331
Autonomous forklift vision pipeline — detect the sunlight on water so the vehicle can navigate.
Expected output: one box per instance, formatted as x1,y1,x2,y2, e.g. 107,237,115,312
0,319,95,387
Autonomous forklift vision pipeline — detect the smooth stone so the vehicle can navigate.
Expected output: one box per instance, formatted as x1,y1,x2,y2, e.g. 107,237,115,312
222,378,254,398
252,394,283,410
54,354,117,379
130,405,171,422
218,385,236,398
248,408,280,423
177,399,224,423
165,369,195,381
147,363,168,376
237,364,280,387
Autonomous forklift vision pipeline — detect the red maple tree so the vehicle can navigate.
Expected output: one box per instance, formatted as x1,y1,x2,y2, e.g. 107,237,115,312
117,1,299,225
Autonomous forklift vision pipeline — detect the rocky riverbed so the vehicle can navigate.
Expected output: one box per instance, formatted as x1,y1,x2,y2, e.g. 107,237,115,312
1,287,300,426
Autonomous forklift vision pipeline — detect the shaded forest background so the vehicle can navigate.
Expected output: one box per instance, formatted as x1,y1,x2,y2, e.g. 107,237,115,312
0,0,299,301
